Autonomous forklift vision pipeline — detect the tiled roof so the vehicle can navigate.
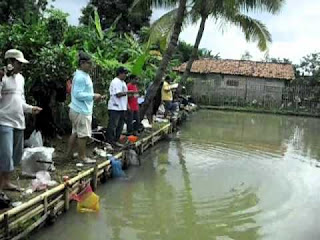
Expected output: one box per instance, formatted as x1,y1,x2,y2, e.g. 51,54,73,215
174,59,295,80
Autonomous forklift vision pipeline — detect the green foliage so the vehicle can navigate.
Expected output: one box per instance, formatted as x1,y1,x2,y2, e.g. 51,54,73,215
46,9,69,44
241,51,253,60
0,0,50,24
147,8,179,51
294,52,320,85
94,9,104,40
299,53,320,76
229,12,271,51
0,10,75,99
174,41,219,63
0,4,186,105
80,0,152,33
0,21,49,58
263,53,292,64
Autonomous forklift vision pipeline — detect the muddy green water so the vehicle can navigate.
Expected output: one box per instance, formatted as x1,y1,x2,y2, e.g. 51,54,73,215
34,110,320,240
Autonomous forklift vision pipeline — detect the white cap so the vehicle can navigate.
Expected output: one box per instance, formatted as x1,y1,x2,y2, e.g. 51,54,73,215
5,49,29,63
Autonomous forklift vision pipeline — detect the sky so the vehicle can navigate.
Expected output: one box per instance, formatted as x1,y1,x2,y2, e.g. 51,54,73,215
52,0,320,64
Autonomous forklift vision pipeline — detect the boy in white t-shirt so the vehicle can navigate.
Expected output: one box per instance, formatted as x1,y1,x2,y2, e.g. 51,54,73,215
106,67,128,147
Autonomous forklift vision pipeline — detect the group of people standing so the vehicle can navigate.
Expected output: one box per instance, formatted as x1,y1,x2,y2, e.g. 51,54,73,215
66,52,144,163
66,52,179,163
0,50,178,199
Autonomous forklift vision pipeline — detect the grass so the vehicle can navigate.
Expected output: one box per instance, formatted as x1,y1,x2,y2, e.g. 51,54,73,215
200,105,320,118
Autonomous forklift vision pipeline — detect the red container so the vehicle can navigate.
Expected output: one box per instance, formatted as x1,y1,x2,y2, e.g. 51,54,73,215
128,135,138,143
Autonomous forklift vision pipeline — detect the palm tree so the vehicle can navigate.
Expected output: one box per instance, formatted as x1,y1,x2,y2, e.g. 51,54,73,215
139,0,188,119
179,0,284,84
140,0,284,118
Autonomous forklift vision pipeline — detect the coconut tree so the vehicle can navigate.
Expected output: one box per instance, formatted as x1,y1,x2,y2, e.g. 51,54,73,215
139,0,188,119
140,0,285,118
179,0,285,84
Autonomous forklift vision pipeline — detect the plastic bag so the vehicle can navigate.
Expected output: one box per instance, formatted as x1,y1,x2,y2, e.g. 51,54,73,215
93,148,107,158
111,157,125,178
32,171,57,191
21,147,55,177
141,119,152,129
158,104,165,114
155,117,169,123
72,185,100,213
127,149,140,166
25,130,43,147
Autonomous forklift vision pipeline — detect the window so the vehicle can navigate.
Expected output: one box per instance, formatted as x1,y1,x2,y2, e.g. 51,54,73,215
265,86,280,92
226,80,239,87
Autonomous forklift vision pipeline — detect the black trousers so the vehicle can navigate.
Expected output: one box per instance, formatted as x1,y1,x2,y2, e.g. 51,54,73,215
107,110,126,143
127,110,140,134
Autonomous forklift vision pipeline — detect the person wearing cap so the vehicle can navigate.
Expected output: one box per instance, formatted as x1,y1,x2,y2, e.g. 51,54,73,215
0,49,42,192
66,52,103,164
106,66,128,147
127,74,141,135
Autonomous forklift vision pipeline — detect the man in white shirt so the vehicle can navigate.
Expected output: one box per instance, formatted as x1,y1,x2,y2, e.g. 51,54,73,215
0,49,42,193
107,67,128,147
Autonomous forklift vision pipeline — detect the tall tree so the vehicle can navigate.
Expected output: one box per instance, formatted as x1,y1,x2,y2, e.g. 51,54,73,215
241,51,253,60
0,0,50,24
174,41,220,62
139,0,188,119
296,52,320,85
179,0,284,84
80,0,152,33
298,52,320,76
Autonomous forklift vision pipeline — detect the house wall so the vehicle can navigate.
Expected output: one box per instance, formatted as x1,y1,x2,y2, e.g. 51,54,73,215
190,73,286,105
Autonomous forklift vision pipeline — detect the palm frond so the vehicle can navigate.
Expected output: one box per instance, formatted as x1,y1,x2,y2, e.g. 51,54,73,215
235,0,285,14
148,8,179,50
227,12,272,51
137,0,178,9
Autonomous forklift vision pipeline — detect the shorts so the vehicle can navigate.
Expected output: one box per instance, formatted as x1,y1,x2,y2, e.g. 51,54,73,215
164,101,178,113
69,109,92,138
0,125,24,172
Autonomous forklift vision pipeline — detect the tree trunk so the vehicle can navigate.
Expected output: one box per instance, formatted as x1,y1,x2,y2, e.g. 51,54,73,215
180,15,208,84
139,0,188,119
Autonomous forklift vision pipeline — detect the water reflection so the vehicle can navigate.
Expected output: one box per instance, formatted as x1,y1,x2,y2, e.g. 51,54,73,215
184,111,320,163
103,142,178,240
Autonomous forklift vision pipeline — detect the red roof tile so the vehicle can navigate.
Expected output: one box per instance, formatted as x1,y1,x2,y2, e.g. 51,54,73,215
174,59,295,80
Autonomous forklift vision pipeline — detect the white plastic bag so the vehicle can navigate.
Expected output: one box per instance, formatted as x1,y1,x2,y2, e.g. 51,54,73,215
21,147,55,177
32,171,57,191
25,130,43,147
94,147,107,158
141,119,152,129
155,117,169,123
158,104,165,114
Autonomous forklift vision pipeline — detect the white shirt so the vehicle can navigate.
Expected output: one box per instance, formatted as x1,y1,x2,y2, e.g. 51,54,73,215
108,77,128,111
0,73,33,129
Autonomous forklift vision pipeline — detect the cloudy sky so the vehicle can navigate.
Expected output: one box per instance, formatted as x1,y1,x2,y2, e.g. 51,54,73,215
52,0,319,64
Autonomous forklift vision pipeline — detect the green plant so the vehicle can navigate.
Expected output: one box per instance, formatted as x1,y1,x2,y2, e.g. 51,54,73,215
46,9,69,44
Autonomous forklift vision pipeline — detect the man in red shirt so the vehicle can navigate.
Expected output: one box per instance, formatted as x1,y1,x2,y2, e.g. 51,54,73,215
127,75,140,135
